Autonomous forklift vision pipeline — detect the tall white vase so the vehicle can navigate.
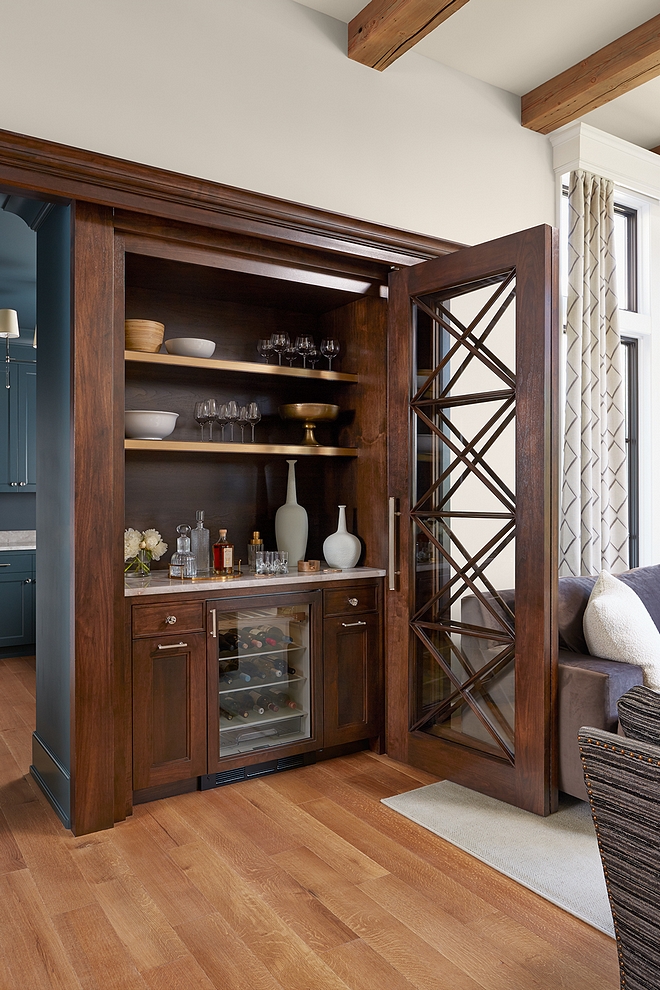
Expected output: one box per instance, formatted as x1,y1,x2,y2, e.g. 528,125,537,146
275,459,308,565
323,505,361,570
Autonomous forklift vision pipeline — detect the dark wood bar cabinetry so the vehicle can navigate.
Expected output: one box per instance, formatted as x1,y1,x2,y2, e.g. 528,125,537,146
128,575,383,804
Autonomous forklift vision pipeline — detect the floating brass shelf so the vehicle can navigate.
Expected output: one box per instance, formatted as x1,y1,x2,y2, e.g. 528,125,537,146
124,439,358,457
125,350,358,383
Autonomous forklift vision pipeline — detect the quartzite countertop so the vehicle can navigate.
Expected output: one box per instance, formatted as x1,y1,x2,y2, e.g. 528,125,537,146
125,566,385,597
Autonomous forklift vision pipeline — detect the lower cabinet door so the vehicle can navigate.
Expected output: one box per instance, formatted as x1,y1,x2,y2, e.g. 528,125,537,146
132,632,207,790
323,611,382,747
0,554,35,648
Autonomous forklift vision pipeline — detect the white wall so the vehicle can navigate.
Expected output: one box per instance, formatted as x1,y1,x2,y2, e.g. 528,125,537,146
0,0,555,245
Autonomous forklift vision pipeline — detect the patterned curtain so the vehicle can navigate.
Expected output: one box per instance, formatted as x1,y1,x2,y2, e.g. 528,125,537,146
560,170,628,577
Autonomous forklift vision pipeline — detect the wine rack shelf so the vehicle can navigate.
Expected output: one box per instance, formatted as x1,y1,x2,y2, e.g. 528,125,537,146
125,439,358,457
125,350,358,383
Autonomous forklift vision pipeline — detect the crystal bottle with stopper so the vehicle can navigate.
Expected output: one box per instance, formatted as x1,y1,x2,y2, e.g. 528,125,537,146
169,525,197,578
190,510,210,573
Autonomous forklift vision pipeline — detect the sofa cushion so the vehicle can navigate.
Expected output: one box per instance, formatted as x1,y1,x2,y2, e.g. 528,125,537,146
558,564,660,654
617,684,660,746
583,571,660,690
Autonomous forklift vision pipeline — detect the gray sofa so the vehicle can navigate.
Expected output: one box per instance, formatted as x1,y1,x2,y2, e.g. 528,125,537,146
558,564,660,798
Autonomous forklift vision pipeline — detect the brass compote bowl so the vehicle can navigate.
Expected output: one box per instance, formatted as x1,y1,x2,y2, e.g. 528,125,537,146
279,403,339,446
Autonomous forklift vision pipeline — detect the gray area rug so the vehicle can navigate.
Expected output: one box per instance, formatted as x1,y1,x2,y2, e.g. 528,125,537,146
382,780,614,937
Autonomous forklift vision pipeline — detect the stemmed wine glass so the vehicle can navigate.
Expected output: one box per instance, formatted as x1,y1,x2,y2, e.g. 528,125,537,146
270,333,290,366
215,403,229,442
238,405,249,443
206,399,219,441
295,334,314,369
225,400,239,441
283,343,298,367
307,346,321,369
247,402,261,442
194,400,211,441
320,337,340,370
257,338,274,364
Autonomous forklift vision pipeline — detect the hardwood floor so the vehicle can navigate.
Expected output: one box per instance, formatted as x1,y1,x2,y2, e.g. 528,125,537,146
0,656,618,989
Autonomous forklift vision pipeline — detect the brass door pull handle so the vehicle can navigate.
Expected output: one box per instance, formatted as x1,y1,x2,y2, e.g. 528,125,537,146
342,621,366,628
157,642,187,650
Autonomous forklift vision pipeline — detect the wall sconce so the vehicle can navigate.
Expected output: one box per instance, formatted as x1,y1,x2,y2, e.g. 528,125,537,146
0,309,20,389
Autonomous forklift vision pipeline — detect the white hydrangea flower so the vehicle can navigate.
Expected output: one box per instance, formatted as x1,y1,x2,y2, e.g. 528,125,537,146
124,528,142,561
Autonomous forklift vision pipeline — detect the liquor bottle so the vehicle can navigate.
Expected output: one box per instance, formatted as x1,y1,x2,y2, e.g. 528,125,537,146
251,691,278,712
246,692,265,714
169,525,197,578
223,696,250,718
248,531,264,571
213,529,234,574
190,509,210,572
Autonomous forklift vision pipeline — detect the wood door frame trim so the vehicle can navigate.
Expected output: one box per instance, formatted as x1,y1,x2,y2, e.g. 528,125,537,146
0,127,463,266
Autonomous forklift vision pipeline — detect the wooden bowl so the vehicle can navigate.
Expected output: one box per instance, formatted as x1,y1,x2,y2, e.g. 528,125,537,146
125,320,165,353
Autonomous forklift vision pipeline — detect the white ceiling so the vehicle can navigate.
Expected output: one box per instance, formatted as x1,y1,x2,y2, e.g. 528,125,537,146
297,0,660,149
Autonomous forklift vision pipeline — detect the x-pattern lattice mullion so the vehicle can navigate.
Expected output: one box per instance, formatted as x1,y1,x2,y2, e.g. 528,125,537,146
411,625,514,760
412,515,516,631
414,405,515,514
412,637,515,746
412,399,515,517
435,286,516,399
413,400,516,514
411,270,516,404
414,296,514,393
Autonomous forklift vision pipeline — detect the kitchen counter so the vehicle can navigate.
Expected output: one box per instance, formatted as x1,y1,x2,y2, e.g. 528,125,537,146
0,530,36,551
125,566,386,597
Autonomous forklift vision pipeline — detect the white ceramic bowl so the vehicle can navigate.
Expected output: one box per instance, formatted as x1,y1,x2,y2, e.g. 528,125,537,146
125,410,179,440
164,337,216,359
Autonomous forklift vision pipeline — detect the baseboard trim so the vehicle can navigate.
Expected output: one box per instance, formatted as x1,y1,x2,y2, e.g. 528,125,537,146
31,732,70,829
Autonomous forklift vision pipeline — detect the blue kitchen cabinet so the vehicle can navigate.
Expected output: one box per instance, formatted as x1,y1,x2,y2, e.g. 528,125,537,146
0,550,36,649
0,343,36,493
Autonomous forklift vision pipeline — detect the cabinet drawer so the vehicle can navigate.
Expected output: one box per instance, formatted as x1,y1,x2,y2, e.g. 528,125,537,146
132,600,205,637
324,585,377,617
0,551,35,575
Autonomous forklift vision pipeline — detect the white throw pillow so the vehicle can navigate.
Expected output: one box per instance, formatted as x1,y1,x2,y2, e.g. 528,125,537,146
583,570,660,691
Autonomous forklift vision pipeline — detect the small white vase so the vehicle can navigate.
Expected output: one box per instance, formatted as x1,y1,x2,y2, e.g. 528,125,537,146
275,460,308,565
323,505,361,570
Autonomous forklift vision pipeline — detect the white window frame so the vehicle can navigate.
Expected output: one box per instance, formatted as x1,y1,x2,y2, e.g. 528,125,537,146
550,123,660,566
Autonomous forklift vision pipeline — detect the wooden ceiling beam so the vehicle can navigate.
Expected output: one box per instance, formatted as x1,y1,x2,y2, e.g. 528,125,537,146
651,145,660,155
348,0,470,71
522,13,660,134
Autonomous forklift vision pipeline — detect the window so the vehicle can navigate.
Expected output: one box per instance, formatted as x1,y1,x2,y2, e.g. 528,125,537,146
614,205,638,313
621,337,639,568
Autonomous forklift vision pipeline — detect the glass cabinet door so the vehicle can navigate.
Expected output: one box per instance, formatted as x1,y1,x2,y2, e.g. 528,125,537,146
208,592,320,767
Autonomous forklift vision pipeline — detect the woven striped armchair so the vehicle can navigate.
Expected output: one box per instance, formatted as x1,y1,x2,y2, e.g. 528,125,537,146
579,687,660,990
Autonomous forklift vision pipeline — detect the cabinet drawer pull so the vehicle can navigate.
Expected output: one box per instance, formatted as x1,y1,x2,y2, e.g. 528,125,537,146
157,642,188,650
348,598,358,606
342,621,366,628
165,615,177,624
0,563,10,567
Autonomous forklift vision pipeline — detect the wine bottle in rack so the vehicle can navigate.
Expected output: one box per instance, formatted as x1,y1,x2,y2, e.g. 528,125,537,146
219,707,235,721
223,696,250,718
240,660,268,680
253,657,284,678
263,626,294,647
246,692,266,714
265,689,300,710
252,691,278,712
219,661,250,685
217,631,240,654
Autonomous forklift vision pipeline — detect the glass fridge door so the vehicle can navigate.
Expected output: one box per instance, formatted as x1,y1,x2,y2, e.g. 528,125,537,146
214,601,312,757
